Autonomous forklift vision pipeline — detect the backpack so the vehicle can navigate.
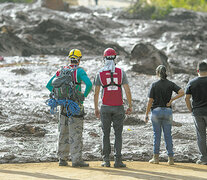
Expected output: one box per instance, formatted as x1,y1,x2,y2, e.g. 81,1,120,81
52,66,84,103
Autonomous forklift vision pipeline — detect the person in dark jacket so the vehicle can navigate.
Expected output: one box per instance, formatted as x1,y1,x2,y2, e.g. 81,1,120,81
145,65,184,165
185,60,207,165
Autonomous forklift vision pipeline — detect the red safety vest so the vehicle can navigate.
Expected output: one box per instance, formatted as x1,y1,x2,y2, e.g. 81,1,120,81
99,67,123,106
56,65,79,84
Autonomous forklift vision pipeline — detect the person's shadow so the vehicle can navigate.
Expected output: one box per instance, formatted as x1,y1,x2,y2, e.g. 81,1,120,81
81,165,207,180
0,169,76,180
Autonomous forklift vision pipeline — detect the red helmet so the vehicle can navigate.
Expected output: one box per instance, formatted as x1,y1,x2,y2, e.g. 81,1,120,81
103,48,117,60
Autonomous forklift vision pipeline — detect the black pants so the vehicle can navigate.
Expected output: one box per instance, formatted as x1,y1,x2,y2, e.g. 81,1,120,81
100,105,125,160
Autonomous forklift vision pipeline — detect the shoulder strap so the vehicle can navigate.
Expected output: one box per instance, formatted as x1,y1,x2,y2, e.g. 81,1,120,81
102,71,121,88
73,66,81,85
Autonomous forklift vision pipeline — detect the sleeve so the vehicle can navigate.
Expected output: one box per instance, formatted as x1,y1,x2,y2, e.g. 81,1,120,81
94,73,102,86
122,70,129,85
148,84,154,98
185,82,192,94
78,68,92,97
172,82,181,94
46,74,56,92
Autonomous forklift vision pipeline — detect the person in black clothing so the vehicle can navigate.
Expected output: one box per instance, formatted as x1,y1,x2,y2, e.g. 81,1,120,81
185,60,207,165
145,65,184,165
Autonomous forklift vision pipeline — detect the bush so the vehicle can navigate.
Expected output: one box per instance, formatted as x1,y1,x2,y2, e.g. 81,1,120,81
151,0,207,12
127,0,156,19
151,6,173,20
127,0,207,20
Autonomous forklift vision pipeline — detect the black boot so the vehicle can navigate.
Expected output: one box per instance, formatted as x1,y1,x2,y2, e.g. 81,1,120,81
101,161,110,167
59,158,68,166
72,161,89,167
114,158,126,168
101,155,110,167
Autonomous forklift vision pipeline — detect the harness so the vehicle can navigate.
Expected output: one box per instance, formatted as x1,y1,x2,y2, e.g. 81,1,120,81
102,71,121,88
99,67,123,106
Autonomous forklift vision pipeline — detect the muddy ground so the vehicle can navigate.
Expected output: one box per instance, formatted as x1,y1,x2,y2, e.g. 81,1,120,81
0,1,207,164
0,55,199,164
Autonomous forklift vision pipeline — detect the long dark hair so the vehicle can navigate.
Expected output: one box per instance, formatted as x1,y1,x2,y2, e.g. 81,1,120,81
156,65,167,80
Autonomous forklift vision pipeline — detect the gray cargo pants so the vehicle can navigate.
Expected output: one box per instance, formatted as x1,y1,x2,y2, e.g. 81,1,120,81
57,112,84,164
193,115,207,162
100,105,125,161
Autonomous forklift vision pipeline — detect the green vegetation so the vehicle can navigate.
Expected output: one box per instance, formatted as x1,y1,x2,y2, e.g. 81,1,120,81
128,0,207,20
151,0,207,12
0,0,33,3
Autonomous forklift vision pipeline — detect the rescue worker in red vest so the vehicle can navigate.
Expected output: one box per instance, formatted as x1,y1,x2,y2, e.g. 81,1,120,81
94,48,132,168
46,49,92,167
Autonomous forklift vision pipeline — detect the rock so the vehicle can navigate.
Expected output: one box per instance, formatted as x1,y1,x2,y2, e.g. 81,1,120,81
39,0,69,11
172,131,196,141
168,57,199,75
0,25,13,34
124,116,145,125
3,124,46,137
0,108,7,120
0,4,128,56
64,0,79,6
0,31,38,56
88,131,99,137
130,43,170,75
166,8,207,23
69,6,93,13
11,68,31,75
172,121,182,127
3,154,16,161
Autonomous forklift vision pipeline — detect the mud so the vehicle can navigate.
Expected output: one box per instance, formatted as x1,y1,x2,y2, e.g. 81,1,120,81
0,1,206,164
0,55,199,164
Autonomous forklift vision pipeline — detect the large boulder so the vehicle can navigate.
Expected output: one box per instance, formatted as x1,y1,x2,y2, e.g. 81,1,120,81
0,25,39,56
64,0,79,6
38,0,69,11
165,8,207,23
130,43,170,75
20,18,128,56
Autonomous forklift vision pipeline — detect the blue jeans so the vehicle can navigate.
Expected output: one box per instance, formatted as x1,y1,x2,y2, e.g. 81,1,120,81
151,107,173,157
193,116,207,162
